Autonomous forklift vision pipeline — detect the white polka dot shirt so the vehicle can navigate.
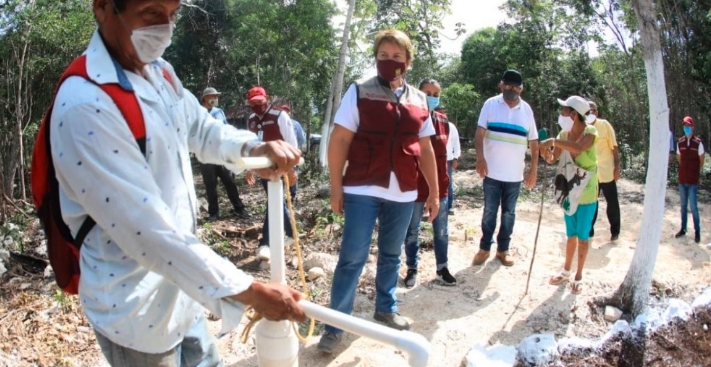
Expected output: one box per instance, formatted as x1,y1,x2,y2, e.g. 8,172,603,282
49,31,256,353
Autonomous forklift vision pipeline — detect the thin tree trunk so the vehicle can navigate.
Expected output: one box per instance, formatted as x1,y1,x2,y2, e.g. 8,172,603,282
320,0,356,167
609,0,669,317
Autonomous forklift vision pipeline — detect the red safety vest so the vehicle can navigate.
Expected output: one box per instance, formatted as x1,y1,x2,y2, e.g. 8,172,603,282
248,107,284,142
678,135,702,185
416,111,450,202
342,77,429,192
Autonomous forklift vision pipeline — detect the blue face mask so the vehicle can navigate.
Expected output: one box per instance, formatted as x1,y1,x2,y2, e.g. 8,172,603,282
427,96,440,111
684,126,693,136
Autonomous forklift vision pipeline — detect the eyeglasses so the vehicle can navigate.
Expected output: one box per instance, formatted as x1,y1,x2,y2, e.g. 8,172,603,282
502,84,522,92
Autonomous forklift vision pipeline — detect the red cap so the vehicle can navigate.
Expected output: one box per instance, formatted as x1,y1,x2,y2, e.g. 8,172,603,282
682,116,694,126
247,86,268,103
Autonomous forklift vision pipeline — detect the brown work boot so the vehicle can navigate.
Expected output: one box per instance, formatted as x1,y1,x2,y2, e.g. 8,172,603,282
496,251,515,267
471,250,490,266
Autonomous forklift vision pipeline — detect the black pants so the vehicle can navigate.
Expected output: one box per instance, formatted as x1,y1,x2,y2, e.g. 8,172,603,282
200,164,245,217
591,180,621,236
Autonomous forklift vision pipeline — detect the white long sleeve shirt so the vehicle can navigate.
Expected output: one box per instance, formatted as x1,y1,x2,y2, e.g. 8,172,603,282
50,31,255,353
446,122,461,161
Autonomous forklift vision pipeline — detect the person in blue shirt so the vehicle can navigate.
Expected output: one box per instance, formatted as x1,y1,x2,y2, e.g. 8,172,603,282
200,87,251,221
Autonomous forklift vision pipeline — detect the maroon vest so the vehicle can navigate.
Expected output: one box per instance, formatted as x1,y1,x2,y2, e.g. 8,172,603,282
342,77,429,192
248,107,284,142
416,111,449,202
678,135,702,185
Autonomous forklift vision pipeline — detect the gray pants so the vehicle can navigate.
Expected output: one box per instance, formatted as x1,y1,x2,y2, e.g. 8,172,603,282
94,315,222,367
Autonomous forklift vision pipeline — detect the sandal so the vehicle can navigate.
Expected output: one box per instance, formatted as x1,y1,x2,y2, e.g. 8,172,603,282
569,279,583,295
549,269,571,285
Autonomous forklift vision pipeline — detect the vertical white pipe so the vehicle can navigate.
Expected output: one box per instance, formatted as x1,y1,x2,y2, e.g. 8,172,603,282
267,179,285,284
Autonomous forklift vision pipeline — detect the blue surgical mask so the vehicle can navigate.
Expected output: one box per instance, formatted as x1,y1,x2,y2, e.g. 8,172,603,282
426,96,440,111
684,126,693,136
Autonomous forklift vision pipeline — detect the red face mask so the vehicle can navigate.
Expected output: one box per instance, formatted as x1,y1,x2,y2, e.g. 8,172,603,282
376,59,406,81
251,104,268,116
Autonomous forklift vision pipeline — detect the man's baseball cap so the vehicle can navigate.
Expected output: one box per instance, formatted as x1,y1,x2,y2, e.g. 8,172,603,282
588,101,598,110
247,86,268,103
682,116,694,126
501,69,523,87
201,87,221,99
558,96,596,123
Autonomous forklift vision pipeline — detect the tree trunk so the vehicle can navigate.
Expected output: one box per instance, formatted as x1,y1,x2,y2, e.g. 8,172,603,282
609,0,669,318
319,0,356,167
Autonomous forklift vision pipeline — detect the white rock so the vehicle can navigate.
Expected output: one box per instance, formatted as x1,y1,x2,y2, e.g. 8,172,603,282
517,333,558,365
0,249,9,261
557,337,596,352
0,260,6,278
7,223,18,231
367,254,376,263
3,236,12,247
663,298,692,322
599,320,632,346
692,287,711,309
35,240,47,257
44,265,54,279
198,198,209,212
303,253,337,273
604,306,623,322
462,343,517,367
19,283,32,290
307,267,325,281
76,326,91,333
703,324,708,332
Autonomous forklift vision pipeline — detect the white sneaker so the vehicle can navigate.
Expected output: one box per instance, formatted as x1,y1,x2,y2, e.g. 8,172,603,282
706,242,711,249
257,245,271,261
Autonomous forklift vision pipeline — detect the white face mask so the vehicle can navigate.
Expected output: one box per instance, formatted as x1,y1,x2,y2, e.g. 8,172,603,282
558,114,574,132
131,23,174,63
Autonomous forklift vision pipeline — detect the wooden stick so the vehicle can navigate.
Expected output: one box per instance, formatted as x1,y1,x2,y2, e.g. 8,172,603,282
525,164,548,295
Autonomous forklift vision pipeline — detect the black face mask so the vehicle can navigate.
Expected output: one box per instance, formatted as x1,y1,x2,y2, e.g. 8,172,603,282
503,89,520,102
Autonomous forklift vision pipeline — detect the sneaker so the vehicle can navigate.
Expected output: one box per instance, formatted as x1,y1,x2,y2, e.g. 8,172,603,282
610,234,619,241
448,210,455,216
404,269,417,288
235,207,251,219
472,250,490,266
373,312,410,330
675,230,686,238
207,214,218,223
496,251,515,266
695,232,701,244
436,267,457,286
257,245,270,261
317,332,343,354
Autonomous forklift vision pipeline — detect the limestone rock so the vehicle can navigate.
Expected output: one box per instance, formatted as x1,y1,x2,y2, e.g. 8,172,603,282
307,267,325,281
604,306,623,322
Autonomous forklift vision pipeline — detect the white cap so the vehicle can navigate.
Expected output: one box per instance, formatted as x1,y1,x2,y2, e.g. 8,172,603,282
557,96,596,124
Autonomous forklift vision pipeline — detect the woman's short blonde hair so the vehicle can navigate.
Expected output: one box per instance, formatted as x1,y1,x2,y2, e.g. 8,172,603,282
373,29,414,62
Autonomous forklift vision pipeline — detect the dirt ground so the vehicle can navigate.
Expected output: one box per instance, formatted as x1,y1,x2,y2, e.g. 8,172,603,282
1,158,711,367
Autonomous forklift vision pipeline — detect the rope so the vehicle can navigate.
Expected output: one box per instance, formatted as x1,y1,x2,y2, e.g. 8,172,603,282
239,172,315,343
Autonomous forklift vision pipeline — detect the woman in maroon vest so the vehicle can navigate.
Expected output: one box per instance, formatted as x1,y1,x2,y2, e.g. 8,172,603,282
318,29,440,353
403,79,456,288
675,116,705,244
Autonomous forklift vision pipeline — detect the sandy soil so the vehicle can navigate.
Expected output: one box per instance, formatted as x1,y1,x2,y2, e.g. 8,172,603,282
208,169,711,367
2,163,710,367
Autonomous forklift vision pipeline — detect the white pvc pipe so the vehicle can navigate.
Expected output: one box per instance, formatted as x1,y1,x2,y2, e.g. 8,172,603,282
300,301,430,367
267,180,286,284
237,157,430,367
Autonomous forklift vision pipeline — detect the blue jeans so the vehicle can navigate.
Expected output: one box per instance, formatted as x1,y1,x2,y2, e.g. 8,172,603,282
679,184,700,232
405,199,449,270
325,194,414,334
259,179,293,246
447,160,454,210
94,315,222,367
480,177,522,252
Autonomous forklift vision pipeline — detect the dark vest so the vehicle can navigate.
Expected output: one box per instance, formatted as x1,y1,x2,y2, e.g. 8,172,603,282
416,111,450,202
248,107,284,142
342,77,429,192
678,135,702,185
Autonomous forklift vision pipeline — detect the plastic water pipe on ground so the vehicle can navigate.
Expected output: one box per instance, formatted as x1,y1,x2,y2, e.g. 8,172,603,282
235,157,431,367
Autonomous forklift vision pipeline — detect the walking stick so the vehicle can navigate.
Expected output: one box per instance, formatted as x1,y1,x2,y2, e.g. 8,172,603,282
525,128,549,295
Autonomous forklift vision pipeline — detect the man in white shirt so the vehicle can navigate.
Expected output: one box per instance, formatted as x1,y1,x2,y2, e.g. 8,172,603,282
441,107,461,215
50,1,305,365
472,70,539,267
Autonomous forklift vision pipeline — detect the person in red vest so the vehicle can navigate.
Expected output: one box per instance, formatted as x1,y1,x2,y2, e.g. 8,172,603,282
402,78,456,288
45,0,304,365
318,29,439,353
245,86,299,261
675,116,705,244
